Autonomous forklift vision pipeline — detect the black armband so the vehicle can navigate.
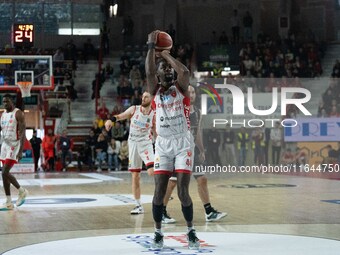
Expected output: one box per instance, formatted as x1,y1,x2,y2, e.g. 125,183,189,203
147,42,155,50
110,116,117,122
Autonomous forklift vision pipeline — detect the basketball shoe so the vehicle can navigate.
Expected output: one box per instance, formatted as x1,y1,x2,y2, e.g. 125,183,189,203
130,205,144,215
187,229,200,250
16,188,28,207
0,202,14,211
151,232,164,249
205,208,227,222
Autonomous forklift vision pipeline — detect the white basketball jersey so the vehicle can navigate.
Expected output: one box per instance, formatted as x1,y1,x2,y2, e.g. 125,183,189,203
1,108,19,142
152,85,190,137
129,106,155,142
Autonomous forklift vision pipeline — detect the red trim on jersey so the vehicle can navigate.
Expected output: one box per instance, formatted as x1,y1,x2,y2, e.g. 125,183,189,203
174,169,192,174
129,168,142,172
154,170,173,175
183,96,191,130
130,105,137,118
0,159,17,167
151,99,156,110
140,106,153,116
145,162,154,166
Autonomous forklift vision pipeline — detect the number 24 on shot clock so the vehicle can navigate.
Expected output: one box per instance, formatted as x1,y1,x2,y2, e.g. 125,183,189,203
12,24,34,48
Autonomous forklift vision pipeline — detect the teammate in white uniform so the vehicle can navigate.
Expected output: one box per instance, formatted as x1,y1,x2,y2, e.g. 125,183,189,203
146,30,200,250
105,92,155,215
0,94,28,211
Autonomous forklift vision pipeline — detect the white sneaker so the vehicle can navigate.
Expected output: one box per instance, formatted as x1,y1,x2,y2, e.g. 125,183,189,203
16,188,28,207
130,205,144,215
68,163,74,167
162,211,176,224
0,202,14,211
96,168,102,172
205,208,227,222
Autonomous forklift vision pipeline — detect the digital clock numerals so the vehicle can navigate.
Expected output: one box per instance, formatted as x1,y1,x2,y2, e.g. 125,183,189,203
15,30,33,43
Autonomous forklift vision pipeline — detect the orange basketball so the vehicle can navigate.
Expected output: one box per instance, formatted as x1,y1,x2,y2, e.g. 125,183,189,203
155,31,173,51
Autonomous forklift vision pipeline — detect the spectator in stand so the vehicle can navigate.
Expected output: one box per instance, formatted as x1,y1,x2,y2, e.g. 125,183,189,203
242,54,254,76
97,100,109,121
57,129,74,172
131,90,142,105
94,114,104,130
129,65,142,83
132,79,143,96
120,59,131,76
83,129,97,171
53,66,64,86
65,40,77,77
281,148,295,165
107,138,121,171
42,128,57,172
270,122,282,165
251,127,265,165
223,124,236,166
104,62,114,83
323,145,338,165
77,143,93,172
111,121,125,142
118,140,129,170
329,105,340,118
120,80,133,99
237,127,249,166
95,133,108,172
53,47,64,68
92,121,102,136
295,147,307,165
112,104,123,116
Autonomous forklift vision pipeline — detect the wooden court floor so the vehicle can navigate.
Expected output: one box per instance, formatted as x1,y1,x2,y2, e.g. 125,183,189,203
0,170,340,253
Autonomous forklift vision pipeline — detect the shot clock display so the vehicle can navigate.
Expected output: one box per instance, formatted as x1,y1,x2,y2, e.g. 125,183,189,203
12,24,34,48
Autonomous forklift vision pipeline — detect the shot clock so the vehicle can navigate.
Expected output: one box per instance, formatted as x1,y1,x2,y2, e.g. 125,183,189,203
12,24,34,48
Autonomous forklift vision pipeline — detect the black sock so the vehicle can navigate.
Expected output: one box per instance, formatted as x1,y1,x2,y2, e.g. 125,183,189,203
181,203,193,222
204,203,213,214
152,203,164,222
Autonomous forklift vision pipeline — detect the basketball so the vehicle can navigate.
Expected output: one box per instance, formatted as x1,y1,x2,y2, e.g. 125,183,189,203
155,31,173,51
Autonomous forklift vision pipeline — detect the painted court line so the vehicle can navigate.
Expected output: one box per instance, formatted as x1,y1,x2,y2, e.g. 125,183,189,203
79,173,123,181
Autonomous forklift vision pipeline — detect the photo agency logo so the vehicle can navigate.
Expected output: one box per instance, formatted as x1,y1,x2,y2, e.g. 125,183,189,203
199,79,312,128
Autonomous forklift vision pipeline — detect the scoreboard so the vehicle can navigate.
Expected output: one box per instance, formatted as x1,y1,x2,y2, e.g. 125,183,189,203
12,24,34,48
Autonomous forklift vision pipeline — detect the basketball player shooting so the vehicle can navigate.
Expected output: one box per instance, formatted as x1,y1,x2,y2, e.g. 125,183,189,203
0,94,28,211
145,30,200,250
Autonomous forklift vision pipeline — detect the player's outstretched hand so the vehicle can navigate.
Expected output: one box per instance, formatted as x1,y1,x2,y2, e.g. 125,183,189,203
105,120,113,131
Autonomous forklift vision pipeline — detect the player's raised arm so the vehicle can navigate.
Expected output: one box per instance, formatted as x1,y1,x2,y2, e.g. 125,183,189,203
105,106,136,131
160,50,190,93
145,30,160,95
